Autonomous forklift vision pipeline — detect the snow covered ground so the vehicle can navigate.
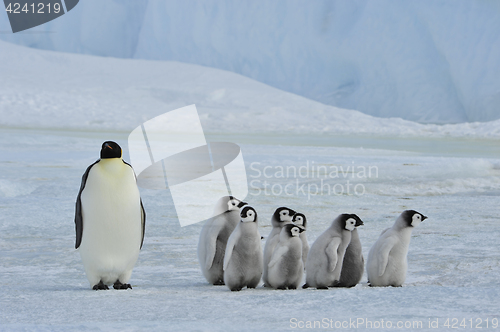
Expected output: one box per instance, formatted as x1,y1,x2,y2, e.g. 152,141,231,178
2,0,500,123
1,40,499,139
1,43,500,331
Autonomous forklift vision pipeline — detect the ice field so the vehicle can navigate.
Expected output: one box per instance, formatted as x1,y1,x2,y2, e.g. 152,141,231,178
1,42,500,331
2,0,500,123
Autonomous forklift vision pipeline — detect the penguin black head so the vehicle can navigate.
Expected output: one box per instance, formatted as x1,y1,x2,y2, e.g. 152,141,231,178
292,213,307,229
100,141,122,159
338,213,363,231
283,223,305,238
402,210,427,227
273,207,296,223
240,206,257,223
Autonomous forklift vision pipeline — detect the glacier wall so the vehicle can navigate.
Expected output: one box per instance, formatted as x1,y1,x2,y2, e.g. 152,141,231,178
1,0,499,123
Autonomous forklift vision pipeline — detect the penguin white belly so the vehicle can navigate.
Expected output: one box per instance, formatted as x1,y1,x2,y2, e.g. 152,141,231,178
79,163,142,286
267,244,303,289
224,235,263,291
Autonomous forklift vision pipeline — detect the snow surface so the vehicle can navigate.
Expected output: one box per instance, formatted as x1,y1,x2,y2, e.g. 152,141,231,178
1,40,500,139
1,0,500,123
0,42,500,331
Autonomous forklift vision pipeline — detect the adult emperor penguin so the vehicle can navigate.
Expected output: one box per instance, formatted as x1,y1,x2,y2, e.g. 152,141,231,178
267,224,305,290
366,210,427,287
336,217,365,288
263,207,296,286
197,196,247,285
292,213,309,269
223,206,263,291
75,141,146,290
303,214,363,289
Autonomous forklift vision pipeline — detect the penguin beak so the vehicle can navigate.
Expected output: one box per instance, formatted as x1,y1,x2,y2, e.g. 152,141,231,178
422,215,428,221
356,219,364,227
104,143,112,150
237,201,248,208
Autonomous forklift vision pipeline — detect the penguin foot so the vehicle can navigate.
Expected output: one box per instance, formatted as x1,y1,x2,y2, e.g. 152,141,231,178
113,281,132,290
277,286,287,290
213,280,225,286
302,283,309,289
288,285,297,290
330,280,340,287
229,287,242,291
92,281,109,290
339,284,356,288
316,286,329,290
331,281,351,288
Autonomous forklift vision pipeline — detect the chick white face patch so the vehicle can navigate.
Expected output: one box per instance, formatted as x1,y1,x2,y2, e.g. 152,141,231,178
241,210,255,223
294,216,303,226
227,199,239,211
345,218,356,231
280,210,292,222
291,226,301,237
411,214,422,227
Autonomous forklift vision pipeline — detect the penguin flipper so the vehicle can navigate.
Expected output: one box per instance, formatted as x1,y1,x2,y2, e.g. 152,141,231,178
379,228,390,236
269,245,288,269
325,238,341,273
74,160,99,249
140,199,146,249
377,237,397,277
223,226,241,271
203,217,226,270
263,232,279,266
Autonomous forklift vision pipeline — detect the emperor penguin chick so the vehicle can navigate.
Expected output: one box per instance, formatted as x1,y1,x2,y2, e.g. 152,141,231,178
267,224,305,290
303,214,362,289
366,210,427,287
223,206,263,291
336,217,365,287
292,213,309,269
263,207,296,286
198,196,247,285
75,141,146,290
